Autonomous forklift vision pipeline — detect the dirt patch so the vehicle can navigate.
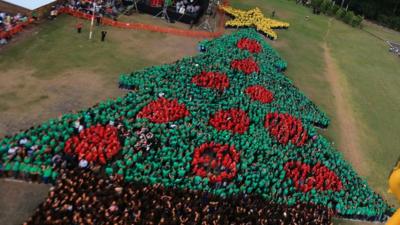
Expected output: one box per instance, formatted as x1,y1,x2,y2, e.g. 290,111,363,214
0,68,126,137
323,19,367,175
111,28,201,64
0,179,50,225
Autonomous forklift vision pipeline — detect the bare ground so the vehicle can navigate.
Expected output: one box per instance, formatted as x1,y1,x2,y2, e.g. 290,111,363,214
0,179,50,225
0,68,126,137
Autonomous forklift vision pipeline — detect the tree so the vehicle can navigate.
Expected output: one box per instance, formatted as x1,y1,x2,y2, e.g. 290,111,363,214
351,15,363,27
328,4,340,16
320,0,332,13
336,8,346,19
343,10,355,24
335,0,400,30
311,0,323,10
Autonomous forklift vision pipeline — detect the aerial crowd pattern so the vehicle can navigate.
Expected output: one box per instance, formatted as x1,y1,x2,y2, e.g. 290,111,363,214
220,6,290,39
0,29,393,223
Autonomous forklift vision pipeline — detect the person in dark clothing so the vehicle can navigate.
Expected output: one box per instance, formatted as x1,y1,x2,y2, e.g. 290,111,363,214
96,15,102,26
101,30,107,42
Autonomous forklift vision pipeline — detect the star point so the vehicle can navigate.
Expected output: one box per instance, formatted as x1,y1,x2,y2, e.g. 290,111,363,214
220,6,290,39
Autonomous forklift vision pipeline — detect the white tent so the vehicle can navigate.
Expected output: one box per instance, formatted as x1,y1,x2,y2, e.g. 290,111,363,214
1,0,57,10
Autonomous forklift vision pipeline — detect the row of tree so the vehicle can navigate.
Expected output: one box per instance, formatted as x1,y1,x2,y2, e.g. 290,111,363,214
310,0,400,31
311,0,363,27
338,0,400,31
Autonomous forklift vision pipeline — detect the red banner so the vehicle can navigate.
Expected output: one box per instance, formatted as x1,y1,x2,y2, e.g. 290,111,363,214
0,18,34,39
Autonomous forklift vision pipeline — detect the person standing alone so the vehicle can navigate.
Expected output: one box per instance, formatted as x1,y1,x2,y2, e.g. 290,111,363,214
101,30,107,42
76,22,83,33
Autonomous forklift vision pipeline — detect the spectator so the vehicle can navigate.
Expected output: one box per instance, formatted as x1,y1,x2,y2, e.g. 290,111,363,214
76,22,83,33
25,169,334,225
101,30,107,41
0,11,30,45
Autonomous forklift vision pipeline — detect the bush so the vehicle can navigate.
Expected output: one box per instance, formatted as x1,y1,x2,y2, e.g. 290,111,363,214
343,11,355,25
311,0,323,9
328,4,340,16
320,0,331,13
335,8,346,19
351,15,363,27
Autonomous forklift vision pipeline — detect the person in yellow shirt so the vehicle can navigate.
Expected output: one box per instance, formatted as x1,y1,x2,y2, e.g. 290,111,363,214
387,163,400,225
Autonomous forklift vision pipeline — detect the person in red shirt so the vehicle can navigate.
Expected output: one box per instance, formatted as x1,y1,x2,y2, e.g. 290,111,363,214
76,22,83,33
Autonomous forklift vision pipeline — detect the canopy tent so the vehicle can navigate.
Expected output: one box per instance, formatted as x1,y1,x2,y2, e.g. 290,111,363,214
1,0,57,10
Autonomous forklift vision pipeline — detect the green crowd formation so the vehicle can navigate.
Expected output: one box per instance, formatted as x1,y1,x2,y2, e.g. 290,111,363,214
0,29,393,222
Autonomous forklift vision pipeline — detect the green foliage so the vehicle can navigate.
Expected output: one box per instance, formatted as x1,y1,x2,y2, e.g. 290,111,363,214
343,11,355,25
378,14,400,31
320,0,331,13
311,0,323,9
307,0,364,29
331,0,400,31
351,15,364,27
328,4,340,16
336,8,346,19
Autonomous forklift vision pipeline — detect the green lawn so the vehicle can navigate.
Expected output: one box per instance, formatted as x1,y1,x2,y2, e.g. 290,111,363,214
0,15,157,80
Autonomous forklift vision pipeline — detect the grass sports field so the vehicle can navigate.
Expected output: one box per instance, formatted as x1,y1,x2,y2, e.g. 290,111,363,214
0,0,399,224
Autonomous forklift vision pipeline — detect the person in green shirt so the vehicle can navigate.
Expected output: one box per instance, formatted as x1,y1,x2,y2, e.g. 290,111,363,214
3,162,11,177
43,166,52,184
12,161,20,179
30,165,39,182
51,170,58,183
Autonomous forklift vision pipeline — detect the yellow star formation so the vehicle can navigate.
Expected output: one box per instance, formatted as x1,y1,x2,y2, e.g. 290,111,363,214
220,6,290,40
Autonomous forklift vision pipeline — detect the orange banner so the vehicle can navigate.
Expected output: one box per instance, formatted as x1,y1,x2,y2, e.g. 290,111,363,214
59,7,226,38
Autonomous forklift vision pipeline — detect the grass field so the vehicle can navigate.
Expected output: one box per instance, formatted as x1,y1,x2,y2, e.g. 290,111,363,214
1,1,400,224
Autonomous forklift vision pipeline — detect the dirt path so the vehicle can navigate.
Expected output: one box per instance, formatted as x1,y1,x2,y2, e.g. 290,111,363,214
323,19,368,175
0,179,50,225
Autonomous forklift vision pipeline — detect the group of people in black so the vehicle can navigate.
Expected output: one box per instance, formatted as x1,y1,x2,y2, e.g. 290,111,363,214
25,169,334,225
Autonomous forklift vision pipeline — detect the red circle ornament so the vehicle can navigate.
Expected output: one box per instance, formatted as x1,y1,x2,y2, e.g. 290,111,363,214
191,71,230,91
231,58,260,75
137,97,190,123
209,108,250,134
64,124,121,165
264,112,308,146
245,85,274,103
191,142,240,183
237,38,262,53
284,161,343,193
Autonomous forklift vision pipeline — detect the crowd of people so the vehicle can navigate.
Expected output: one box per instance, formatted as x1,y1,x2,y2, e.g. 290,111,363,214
25,169,334,225
264,112,309,147
175,0,201,14
64,0,126,20
0,11,31,45
0,29,393,224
